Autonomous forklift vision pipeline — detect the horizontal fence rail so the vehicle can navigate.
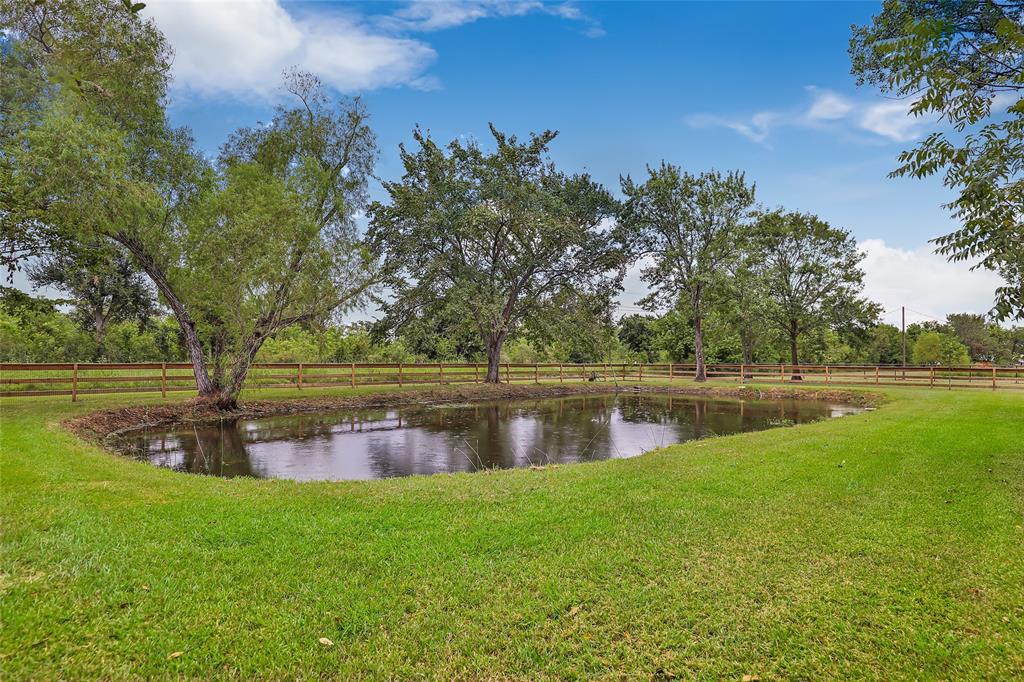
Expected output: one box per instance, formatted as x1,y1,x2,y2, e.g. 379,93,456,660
1,362,1022,401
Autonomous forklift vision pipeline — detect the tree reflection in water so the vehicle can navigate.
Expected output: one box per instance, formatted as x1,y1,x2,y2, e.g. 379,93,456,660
119,393,862,481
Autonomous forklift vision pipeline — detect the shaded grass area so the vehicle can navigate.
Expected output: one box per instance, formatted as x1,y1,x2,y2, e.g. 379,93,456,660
1,383,1022,679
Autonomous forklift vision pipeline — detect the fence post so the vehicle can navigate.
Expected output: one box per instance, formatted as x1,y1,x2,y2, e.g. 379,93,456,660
350,362,356,388
930,366,934,389
71,362,78,403
669,363,674,381
439,362,444,385
639,364,643,382
559,363,563,383
825,365,830,385
474,363,479,383
297,363,303,390
534,363,539,384
739,363,744,383
505,363,510,383
780,364,785,383
161,362,167,398
875,366,880,385
993,366,997,390
399,363,403,387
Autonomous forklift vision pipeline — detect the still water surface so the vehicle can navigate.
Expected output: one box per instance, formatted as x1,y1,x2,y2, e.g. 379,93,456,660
118,392,861,481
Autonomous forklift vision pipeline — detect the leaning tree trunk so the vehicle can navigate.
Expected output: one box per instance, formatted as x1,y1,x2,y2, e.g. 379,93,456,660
484,332,507,383
112,232,218,399
693,315,707,382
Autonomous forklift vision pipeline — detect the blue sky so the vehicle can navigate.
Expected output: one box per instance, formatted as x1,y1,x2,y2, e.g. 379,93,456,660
68,2,1018,324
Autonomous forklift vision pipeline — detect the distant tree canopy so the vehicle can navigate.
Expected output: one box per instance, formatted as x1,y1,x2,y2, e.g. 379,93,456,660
368,125,624,383
912,330,971,367
618,314,660,362
28,243,155,357
850,0,1024,320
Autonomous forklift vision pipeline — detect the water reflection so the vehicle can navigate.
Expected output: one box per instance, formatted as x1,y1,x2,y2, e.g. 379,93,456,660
117,393,862,481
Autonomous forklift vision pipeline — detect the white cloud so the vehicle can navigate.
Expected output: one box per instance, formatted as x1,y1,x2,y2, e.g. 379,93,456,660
859,239,1004,324
806,88,853,121
386,1,600,33
610,240,1004,325
858,100,925,142
145,0,598,100
686,112,777,144
687,87,932,146
146,0,436,98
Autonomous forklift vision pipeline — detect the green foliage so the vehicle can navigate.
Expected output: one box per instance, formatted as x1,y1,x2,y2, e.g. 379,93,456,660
1,0,177,271
850,0,1024,320
912,331,971,367
753,210,879,364
28,243,155,357
0,287,182,362
946,312,997,361
368,124,624,380
618,314,659,362
523,289,619,363
716,231,773,364
0,309,93,362
864,323,904,365
618,165,756,378
1,1,380,403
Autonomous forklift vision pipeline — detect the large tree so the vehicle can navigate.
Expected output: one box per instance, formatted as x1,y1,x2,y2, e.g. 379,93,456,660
619,165,755,381
28,243,155,357
1,1,378,407
946,312,996,360
1,0,168,272
754,210,877,371
850,0,1024,320
367,125,624,383
717,232,772,369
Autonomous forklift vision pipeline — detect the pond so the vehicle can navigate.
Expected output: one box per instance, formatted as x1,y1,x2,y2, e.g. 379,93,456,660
117,392,863,481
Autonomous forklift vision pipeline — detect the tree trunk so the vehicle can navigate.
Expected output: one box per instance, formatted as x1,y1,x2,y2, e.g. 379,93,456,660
693,315,707,382
92,309,108,361
741,333,754,379
789,318,801,380
485,332,506,383
111,232,218,399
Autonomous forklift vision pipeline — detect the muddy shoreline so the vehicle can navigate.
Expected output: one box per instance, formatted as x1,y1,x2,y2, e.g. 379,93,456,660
64,382,880,445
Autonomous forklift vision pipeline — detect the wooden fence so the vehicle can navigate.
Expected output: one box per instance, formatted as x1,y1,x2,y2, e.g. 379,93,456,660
1,362,1023,401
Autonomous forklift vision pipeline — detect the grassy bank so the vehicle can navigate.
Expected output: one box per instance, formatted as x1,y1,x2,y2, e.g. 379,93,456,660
2,384,1022,679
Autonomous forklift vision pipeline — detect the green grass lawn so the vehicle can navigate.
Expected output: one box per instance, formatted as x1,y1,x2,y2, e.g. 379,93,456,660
2,383,1022,679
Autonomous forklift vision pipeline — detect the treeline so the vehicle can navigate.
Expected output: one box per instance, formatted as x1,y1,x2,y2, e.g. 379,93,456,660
2,1,1021,407
4,286,1021,368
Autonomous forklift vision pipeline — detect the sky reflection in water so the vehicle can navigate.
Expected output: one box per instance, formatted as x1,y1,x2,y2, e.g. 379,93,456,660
118,393,862,481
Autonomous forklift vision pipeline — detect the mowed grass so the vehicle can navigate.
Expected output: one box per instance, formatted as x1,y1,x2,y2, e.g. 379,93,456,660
1,383,1022,679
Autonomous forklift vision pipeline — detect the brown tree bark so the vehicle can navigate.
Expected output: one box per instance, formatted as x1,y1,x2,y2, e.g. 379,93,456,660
789,318,802,380
112,232,218,398
693,315,707,382
484,331,507,383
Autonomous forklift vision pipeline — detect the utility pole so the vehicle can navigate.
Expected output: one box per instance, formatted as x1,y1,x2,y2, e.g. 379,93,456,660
901,306,907,368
